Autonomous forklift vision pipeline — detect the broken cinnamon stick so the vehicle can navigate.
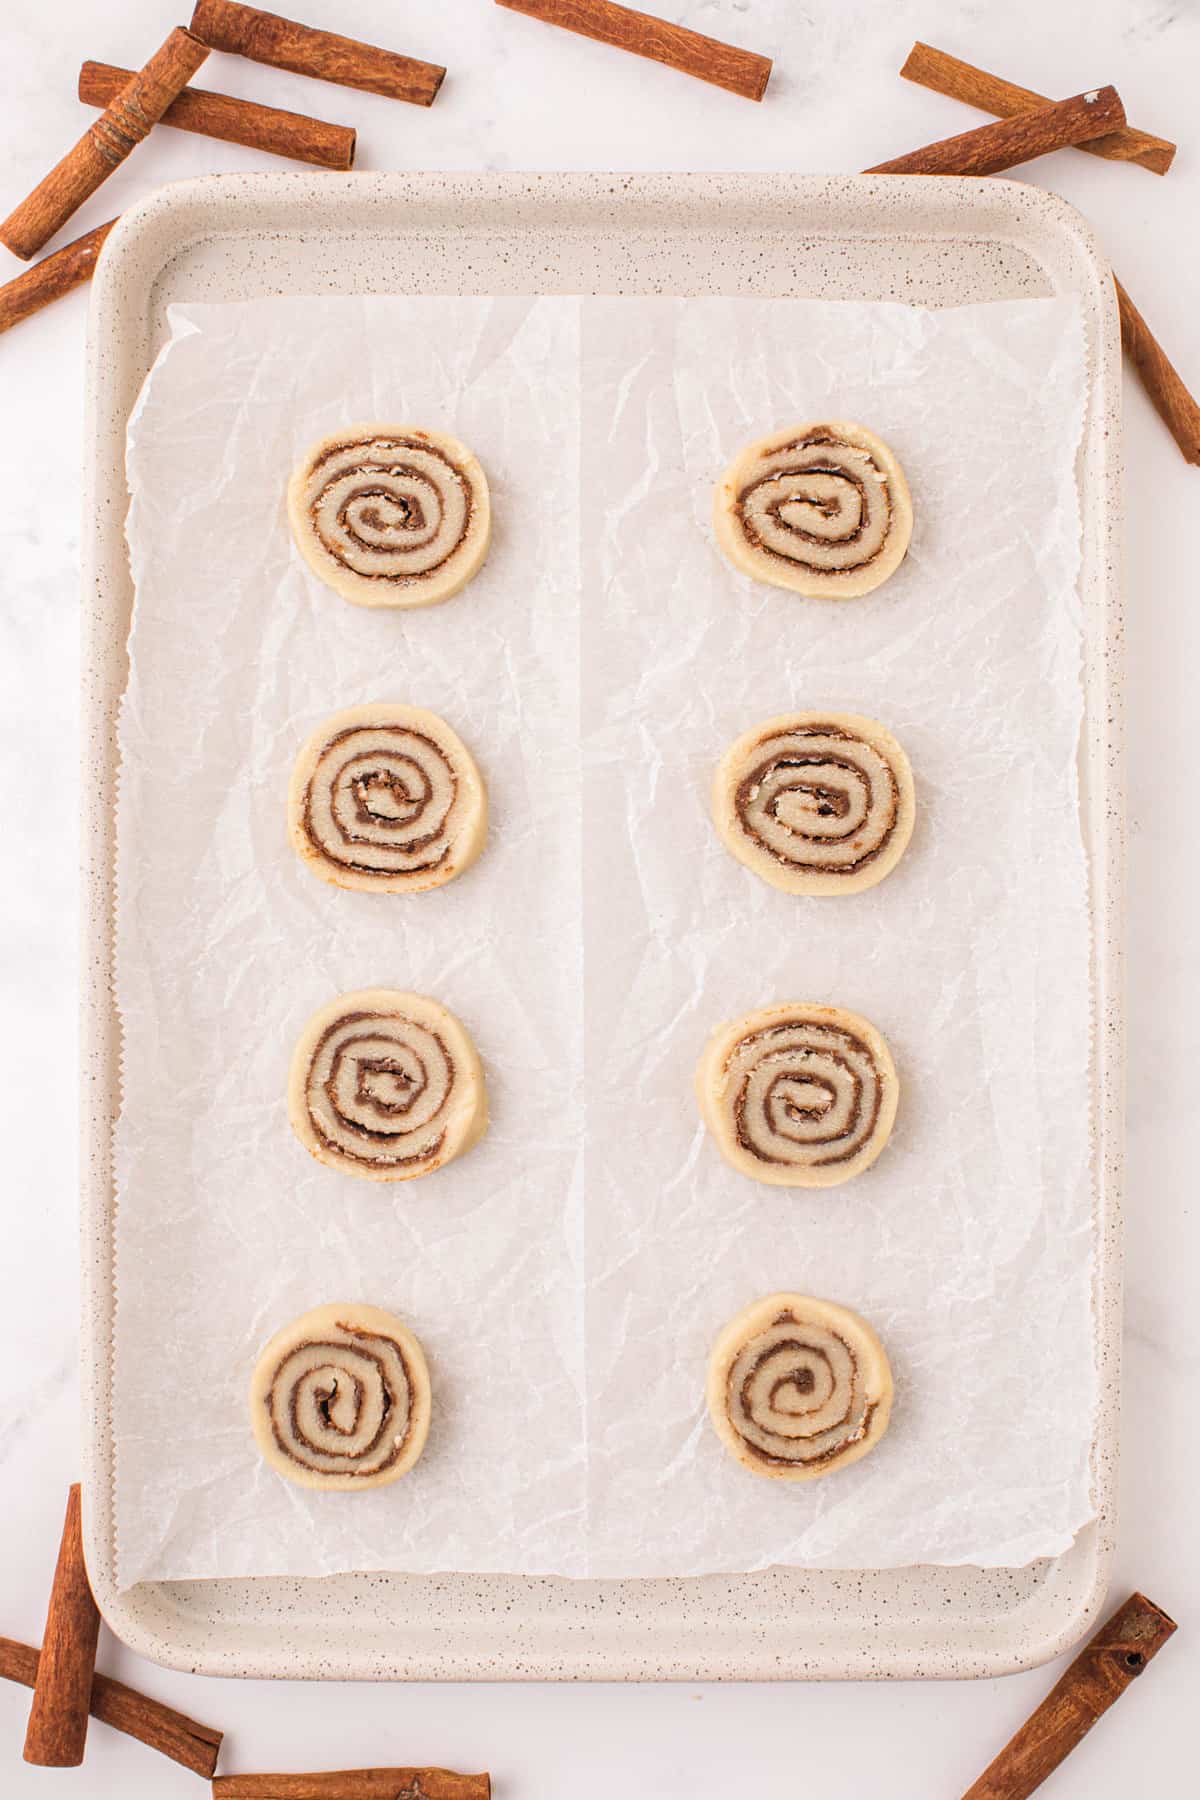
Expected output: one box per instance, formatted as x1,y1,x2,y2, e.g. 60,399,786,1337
901,42,1175,175
1,1635,223,1778
0,28,208,261
494,0,771,102
867,85,1126,177
0,219,116,338
190,0,445,107
960,1592,1177,1800
212,1771,491,1800
22,1486,103,1767
79,61,356,170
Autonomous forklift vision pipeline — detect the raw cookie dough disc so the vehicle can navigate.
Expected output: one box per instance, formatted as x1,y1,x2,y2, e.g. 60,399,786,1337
707,1292,893,1481
696,1002,898,1188
288,703,488,894
713,711,915,896
289,989,488,1182
287,424,491,608
250,1302,431,1490
714,421,913,598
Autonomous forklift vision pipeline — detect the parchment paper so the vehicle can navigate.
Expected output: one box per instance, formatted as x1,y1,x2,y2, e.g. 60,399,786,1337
114,292,1094,1586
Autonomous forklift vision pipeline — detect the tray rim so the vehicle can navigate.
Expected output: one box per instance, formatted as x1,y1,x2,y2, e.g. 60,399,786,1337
79,168,1123,1683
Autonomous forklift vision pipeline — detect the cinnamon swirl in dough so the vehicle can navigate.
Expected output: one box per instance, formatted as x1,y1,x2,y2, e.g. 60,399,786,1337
289,989,487,1182
250,1302,431,1490
696,1002,898,1187
707,1293,893,1481
713,712,915,895
288,425,490,607
714,421,912,598
288,704,487,893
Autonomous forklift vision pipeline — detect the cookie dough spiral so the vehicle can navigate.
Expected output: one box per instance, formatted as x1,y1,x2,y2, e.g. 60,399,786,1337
713,711,915,895
707,1293,893,1481
250,1303,431,1490
714,421,912,598
288,989,488,1182
288,704,487,894
696,1002,898,1188
287,425,491,608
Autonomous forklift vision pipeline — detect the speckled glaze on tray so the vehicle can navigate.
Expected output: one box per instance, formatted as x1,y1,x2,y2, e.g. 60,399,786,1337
80,172,1123,1682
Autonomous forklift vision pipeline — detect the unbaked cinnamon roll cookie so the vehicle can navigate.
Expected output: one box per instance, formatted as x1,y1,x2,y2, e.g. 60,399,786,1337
713,712,915,896
714,421,912,598
707,1293,893,1481
288,425,491,607
288,704,487,894
696,1002,898,1188
250,1302,431,1490
289,989,487,1182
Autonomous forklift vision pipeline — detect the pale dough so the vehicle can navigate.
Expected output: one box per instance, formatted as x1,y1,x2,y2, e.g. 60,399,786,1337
713,420,913,598
250,1302,431,1491
696,1001,898,1188
712,711,915,896
707,1292,893,1481
287,424,491,608
288,988,488,1182
288,703,488,894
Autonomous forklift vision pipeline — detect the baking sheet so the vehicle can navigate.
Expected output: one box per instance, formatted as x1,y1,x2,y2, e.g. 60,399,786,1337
114,291,1095,1587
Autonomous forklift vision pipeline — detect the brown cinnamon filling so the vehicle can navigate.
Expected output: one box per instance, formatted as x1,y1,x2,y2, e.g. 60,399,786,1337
734,432,892,573
742,1404,877,1469
271,1328,411,1475
302,725,458,877
730,1022,882,1167
733,1321,870,1467
308,435,475,582
736,722,898,875
305,1011,453,1169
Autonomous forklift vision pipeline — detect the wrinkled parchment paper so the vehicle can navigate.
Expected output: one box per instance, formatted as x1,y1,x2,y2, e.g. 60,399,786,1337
114,293,1095,1586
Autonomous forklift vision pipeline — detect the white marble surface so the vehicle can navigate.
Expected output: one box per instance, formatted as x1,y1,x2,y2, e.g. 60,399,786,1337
1,0,1197,1793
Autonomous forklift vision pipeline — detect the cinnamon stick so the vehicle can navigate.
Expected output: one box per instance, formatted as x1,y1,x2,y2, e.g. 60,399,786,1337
901,42,1175,176
212,1772,491,1800
2,1635,222,1778
960,1592,1177,1800
0,28,209,261
1113,277,1200,464
79,61,356,170
494,0,771,102
0,219,116,338
190,0,445,107
867,85,1126,177
22,1485,102,1767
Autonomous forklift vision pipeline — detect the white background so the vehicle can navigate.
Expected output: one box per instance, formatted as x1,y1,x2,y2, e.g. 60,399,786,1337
0,2,1196,1795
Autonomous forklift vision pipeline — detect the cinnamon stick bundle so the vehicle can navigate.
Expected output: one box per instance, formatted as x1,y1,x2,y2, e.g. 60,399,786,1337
0,28,208,261
79,62,356,170
867,85,1126,177
494,0,772,103
190,0,445,107
901,41,1175,175
960,1592,1176,1800
0,219,115,338
213,1771,491,1799
22,1486,102,1767
1,1635,222,1778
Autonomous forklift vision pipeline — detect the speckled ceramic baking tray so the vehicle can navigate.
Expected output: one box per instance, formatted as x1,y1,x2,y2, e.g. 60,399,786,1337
79,172,1123,1681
